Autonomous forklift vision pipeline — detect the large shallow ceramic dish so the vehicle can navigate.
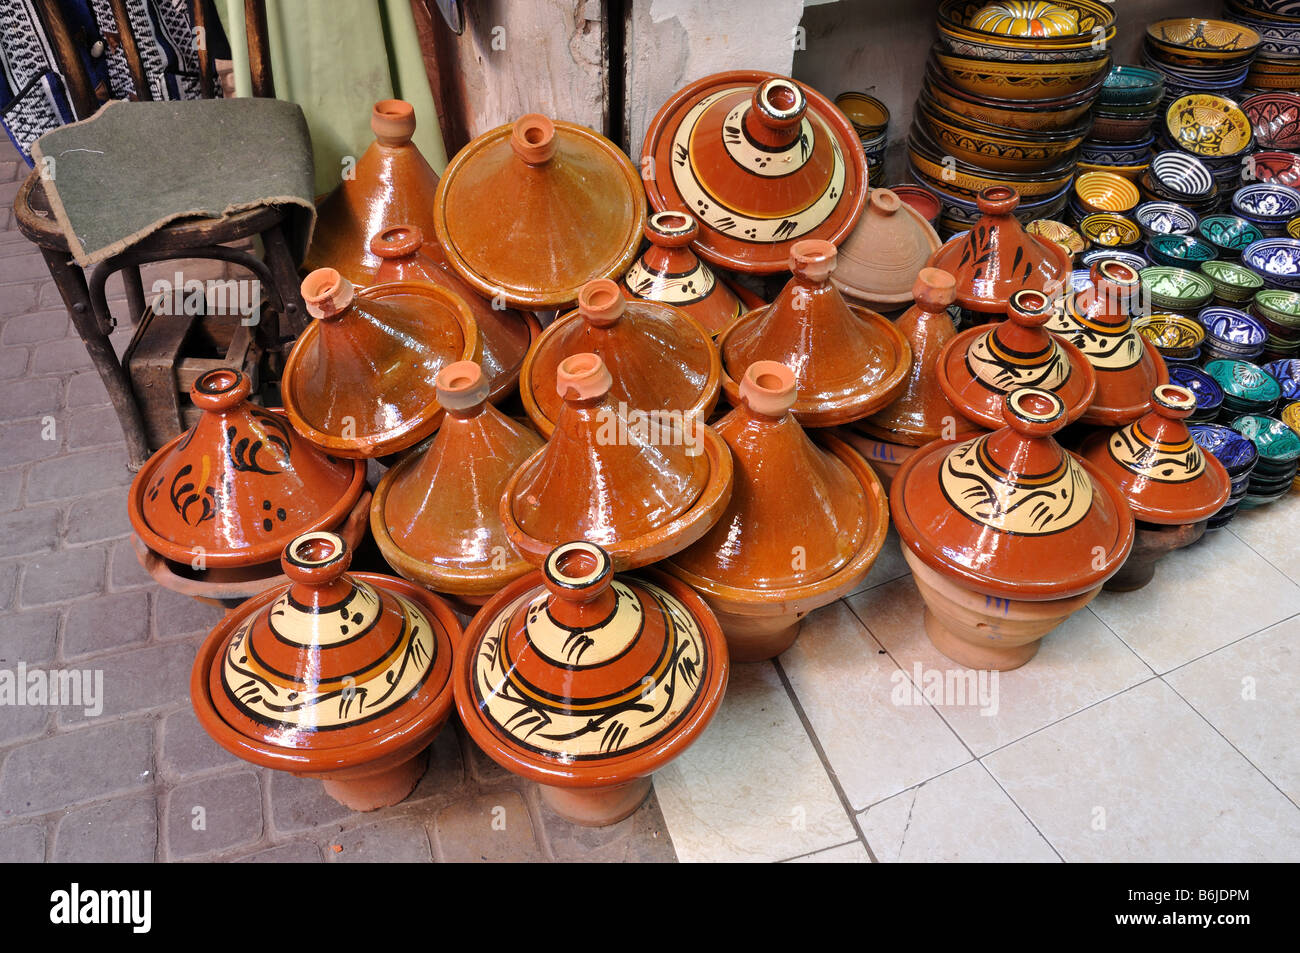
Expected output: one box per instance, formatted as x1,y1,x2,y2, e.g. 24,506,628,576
939,0,1115,47
1164,94,1253,157
1243,236,1300,288
934,45,1112,101
1147,18,1262,61
917,100,1088,173
1075,171,1141,214
923,64,1101,131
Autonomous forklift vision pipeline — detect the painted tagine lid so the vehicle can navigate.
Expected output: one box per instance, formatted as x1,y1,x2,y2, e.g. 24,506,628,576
192,531,458,768
305,100,442,286
1080,384,1231,525
501,352,733,570
717,239,911,427
520,279,721,438
371,361,544,600
891,388,1135,600
832,188,942,309
127,368,365,569
369,224,539,401
1046,258,1169,426
927,186,1071,316
454,541,729,787
641,71,868,274
937,287,1097,431
281,268,479,458
433,114,645,309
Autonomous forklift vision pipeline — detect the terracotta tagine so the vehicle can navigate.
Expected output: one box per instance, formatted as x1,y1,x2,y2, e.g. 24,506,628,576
641,70,868,274
1046,258,1169,426
927,186,1071,318
371,361,544,609
717,239,911,427
369,224,540,401
281,268,479,458
937,287,1097,430
831,188,942,310
454,540,729,826
191,531,460,811
433,113,645,309
1080,384,1230,591
663,362,888,662
891,388,1135,670
501,352,733,570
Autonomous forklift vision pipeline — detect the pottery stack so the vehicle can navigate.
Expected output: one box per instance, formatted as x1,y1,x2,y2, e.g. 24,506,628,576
835,91,890,188
1227,0,1300,91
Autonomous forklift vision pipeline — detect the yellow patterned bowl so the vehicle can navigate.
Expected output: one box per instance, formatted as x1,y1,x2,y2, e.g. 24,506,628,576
1132,313,1206,357
1076,159,1149,182
1027,219,1085,257
940,0,1114,47
1147,18,1261,65
908,128,1077,199
1080,212,1141,248
971,2,1080,38
1165,94,1253,158
1287,215,1300,239
934,46,1112,101
1074,170,1141,214
924,65,1099,131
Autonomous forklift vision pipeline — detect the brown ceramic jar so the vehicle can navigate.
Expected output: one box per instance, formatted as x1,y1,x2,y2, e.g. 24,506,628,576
831,188,942,310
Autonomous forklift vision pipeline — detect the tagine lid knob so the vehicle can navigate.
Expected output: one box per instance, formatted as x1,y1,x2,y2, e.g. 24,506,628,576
738,361,798,418
371,99,416,146
369,224,425,260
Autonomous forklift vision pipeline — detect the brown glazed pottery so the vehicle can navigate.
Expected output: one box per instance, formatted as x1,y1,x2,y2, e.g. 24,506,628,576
455,541,729,826
369,224,540,401
937,286,1098,430
927,186,1071,317
305,100,442,286
281,268,479,458
520,279,721,438
717,240,911,427
1080,384,1230,591
1047,258,1169,426
891,388,1135,670
501,352,733,570
191,531,460,811
641,70,869,274
433,114,646,309
831,188,943,309
664,362,888,661
371,361,544,607
835,431,919,492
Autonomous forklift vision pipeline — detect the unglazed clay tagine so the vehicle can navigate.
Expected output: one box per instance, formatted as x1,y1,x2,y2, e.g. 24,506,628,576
371,361,544,607
454,541,729,826
718,240,911,427
641,71,869,274
520,279,721,438
191,532,460,811
502,352,733,571
891,388,1135,670
938,286,1097,431
281,268,479,458
832,188,943,309
369,224,539,401
433,113,646,309
664,362,888,662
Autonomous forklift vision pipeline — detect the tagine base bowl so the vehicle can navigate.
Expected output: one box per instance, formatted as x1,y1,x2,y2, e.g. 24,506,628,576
321,749,430,813
539,776,653,827
706,607,806,663
1103,520,1207,592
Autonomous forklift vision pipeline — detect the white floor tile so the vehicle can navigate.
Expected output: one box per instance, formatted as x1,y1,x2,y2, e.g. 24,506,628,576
1229,492,1300,587
847,524,910,596
783,840,870,863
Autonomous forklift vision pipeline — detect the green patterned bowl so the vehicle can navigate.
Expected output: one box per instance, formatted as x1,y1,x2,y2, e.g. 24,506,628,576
1231,414,1300,464
1254,288,1300,329
1201,260,1266,302
1206,359,1282,405
1140,265,1215,311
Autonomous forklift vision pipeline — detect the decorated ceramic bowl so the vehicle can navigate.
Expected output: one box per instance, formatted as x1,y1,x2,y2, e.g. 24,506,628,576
1204,358,1283,407
934,45,1112,102
1027,218,1085,257
1133,312,1206,357
1201,259,1266,301
971,1,1080,37
1074,171,1141,215
1189,423,1258,477
1246,150,1300,188
1150,151,1215,197
938,0,1115,48
1146,233,1219,267
918,100,1089,173
1164,94,1253,158
1081,247,1147,272
1135,201,1198,239
1147,18,1262,63
1199,214,1265,255
922,63,1099,131
1254,287,1300,327
1243,92,1300,150
1140,265,1215,310
1198,306,1269,350
836,91,890,139
1081,212,1141,248
1099,65,1164,108
1169,364,1225,418
1232,413,1300,463
1243,236,1300,288
1233,182,1300,223
1263,358,1300,399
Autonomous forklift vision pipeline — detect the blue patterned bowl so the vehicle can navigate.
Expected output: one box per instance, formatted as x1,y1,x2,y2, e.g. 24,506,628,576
1081,247,1148,272
1197,306,1268,350
1170,364,1224,420
1189,423,1258,476
1135,201,1198,239
1263,358,1300,400
1146,233,1219,267
1243,237,1300,289
1233,182,1300,223
1198,214,1265,256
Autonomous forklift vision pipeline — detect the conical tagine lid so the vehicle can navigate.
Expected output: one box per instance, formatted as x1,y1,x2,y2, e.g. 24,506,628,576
641,71,868,274
520,279,721,437
433,114,646,309
128,369,365,568
891,388,1135,600
718,239,911,427
832,188,942,308
501,352,733,570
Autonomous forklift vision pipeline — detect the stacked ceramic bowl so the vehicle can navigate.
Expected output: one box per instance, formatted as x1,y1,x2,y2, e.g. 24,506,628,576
1232,412,1300,504
1242,234,1300,286
1134,311,1206,366
1254,287,1300,357
1140,264,1216,315
836,92,890,188
1205,357,1283,421
1233,181,1300,236
1265,358,1300,400
1226,0,1300,90
1198,214,1265,258
1082,66,1163,181
1145,18,1260,105
1189,423,1258,526
1200,259,1265,306
1140,151,1221,217
1169,364,1225,421
1198,305,1269,361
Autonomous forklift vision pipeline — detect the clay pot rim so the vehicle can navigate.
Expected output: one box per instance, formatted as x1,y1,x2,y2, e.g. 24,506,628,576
829,189,943,307
452,564,730,788
1077,429,1232,524
928,230,1073,314
1078,337,1171,425
280,280,481,458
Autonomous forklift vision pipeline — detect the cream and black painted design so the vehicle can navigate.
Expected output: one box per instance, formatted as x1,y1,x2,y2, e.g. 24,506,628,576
940,435,1094,535
625,257,719,307
1108,423,1206,483
965,328,1073,393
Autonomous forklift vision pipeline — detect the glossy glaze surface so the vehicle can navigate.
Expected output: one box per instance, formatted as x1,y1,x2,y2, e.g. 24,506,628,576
832,188,942,308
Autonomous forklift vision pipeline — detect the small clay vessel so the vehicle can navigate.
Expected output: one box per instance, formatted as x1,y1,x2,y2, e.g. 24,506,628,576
371,361,544,608
717,239,911,427
191,531,460,811
831,188,942,309
501,352,733,570
281,268,479,458
664,362,888,661
454,541,729,826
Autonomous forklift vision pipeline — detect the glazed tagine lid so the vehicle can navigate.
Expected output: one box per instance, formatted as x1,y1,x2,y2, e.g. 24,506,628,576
641,70,869,274
305,100,443,285
622,210,748,336
717,239,911,427
927,186,1071,315
127,368,365,568
891,388,1135,600
831,188,942,308
520,278,721,437
937,286,1097,430
1080,384,1231,525
433,113,646,309
1046,258,1169,425
193,531,457,763
372,361,544,599
281,268,479,458
453,540,729,786
501,352,733,570
369,224,538,401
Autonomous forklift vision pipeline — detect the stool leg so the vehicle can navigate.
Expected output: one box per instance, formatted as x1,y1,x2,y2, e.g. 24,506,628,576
261,224,306,337
123,264,147,326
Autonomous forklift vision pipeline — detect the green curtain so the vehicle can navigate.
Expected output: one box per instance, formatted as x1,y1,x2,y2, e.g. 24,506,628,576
216,0,447,195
